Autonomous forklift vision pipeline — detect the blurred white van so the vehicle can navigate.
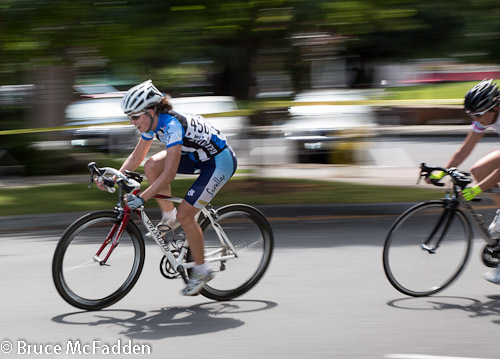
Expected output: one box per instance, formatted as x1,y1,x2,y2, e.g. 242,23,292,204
65,94,248,153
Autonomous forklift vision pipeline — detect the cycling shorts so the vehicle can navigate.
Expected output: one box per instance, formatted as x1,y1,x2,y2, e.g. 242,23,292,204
177,146,237,209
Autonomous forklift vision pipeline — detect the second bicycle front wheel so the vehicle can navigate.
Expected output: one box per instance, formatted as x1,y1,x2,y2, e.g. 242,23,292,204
383,201,472,297
197,204,274,301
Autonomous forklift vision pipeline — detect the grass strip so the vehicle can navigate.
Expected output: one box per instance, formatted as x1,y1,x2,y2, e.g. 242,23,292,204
382,81,499,100
0,177,442,217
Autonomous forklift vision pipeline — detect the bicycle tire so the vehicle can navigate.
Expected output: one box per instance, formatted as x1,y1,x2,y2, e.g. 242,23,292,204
383,201,472,297
194,204,274,301
52,211,145,310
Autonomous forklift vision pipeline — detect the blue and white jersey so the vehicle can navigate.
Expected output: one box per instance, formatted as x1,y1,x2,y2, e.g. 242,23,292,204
141,110,227,162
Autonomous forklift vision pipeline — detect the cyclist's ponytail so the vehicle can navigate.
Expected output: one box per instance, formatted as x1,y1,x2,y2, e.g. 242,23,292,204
155,95,173,114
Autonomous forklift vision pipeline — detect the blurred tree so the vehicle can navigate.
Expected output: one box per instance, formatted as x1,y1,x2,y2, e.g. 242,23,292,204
1,0,500,96
3,0,500,177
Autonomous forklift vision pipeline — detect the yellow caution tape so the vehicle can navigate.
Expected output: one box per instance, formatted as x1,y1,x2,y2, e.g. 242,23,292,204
0,122,131,136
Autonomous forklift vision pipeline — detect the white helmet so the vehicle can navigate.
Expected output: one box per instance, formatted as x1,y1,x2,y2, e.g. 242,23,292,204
121,79,163,115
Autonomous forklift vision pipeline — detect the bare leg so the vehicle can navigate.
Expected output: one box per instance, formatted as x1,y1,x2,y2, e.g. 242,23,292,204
177,201,204,265
472,150,500,282
470,150,500,207
143,150,175,213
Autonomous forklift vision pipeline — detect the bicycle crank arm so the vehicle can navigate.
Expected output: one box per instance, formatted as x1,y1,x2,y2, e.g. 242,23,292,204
176,264,189,283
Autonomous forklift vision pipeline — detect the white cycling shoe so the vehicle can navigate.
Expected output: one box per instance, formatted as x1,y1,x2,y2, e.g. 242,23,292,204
488,209,500,239
484,210,500,284
182,269,215,296
145,217,180,239
483,266,500,284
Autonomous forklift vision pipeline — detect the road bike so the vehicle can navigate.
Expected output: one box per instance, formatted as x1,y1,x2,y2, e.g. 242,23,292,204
383,163,500,297
52,162,274,310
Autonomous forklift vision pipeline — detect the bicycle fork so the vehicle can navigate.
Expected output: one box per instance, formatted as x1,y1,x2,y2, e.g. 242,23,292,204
93,211,131,266
421,204,456,254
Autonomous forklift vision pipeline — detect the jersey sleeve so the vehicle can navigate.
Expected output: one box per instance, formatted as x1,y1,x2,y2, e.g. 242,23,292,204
164,117,184,148
471,121,487,133
141,130,155,141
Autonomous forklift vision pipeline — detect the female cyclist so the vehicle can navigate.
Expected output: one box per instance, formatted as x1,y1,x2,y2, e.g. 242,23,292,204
427,78,500,283
97,79,237,295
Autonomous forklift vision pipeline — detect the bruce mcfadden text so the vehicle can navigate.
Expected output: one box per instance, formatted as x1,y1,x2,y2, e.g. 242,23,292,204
16,339,151,355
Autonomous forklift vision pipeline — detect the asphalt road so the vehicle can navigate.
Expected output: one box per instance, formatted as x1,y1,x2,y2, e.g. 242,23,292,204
2,206,500,359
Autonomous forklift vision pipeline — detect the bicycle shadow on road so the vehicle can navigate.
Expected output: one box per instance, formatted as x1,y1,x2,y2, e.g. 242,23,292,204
387,295,500,324
51,300,278,340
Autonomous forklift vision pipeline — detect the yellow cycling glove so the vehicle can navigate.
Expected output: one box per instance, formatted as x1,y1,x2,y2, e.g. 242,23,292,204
429,170,446,180
462,185,483,201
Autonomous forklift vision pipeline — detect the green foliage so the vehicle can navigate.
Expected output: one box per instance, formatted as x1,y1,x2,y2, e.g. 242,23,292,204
2,0,500,88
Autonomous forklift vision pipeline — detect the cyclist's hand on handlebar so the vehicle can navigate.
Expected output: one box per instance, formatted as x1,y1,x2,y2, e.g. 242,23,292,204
94,176,116,193
126,193,145,210
429,170,446,181
424,170,446,186
461,185,483,201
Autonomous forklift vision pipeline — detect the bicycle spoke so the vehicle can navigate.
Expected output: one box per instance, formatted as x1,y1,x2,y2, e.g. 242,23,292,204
63,231,136,300
64,259,97,272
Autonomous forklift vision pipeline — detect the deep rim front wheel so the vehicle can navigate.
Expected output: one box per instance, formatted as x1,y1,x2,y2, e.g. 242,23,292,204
52,211,145,310
383,201,472,297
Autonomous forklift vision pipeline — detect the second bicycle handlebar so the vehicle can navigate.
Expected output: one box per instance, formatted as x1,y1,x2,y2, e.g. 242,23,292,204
419,162,472,189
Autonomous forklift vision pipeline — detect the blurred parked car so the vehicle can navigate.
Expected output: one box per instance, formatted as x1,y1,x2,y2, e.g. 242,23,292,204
280,89,376,163
66,96,137,153
170,96,248,141
66,94,248,154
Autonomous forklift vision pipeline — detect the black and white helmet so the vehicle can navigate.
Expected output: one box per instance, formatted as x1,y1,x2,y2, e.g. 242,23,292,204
464,79,499,114
121,79,163,115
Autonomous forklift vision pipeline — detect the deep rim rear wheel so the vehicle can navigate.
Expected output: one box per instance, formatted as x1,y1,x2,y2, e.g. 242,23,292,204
194,204,274,300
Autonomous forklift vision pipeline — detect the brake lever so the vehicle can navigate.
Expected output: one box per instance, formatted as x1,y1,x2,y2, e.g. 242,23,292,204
417,169,427,185
88,168,96,189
